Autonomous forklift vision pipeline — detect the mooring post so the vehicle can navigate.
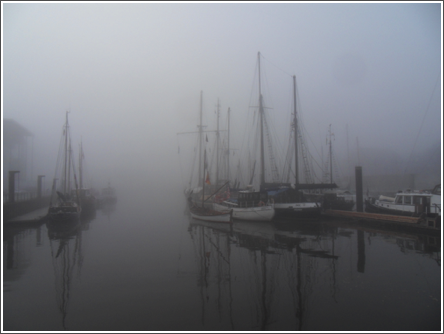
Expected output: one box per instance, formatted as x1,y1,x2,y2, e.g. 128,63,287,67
8,171,20,203
37,175,45,198
355,166,363,212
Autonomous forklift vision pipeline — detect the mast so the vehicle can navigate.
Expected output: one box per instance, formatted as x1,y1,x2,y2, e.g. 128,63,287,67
227,107,231,184
202,149,206,208
216,99,220,186
63,111,69,194
346,124,350,182
198,91,203,187
293,75,299,187
258,52,265,186
328,124,333,185
79,141,83,190
67,138,72,194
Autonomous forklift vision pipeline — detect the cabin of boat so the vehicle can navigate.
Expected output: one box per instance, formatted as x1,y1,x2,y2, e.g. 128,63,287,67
234,189,269,208
265,186,306,204
365,185,441,218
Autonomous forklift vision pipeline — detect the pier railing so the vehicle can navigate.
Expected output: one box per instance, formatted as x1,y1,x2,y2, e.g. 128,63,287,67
3,195,50,222
3,191,42,203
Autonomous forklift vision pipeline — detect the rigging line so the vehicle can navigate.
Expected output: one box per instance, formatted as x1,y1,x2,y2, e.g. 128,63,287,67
411,144,441,177
240,62,260,161
404,73,440,174
261,54,293,78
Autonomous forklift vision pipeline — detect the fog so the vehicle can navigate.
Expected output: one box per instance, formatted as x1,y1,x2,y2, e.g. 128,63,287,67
2,3,442,196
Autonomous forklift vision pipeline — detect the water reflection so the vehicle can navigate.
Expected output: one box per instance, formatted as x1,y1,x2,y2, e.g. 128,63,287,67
187,217,440,330
100,201,116,221
3,224,44,284
45,213,95,329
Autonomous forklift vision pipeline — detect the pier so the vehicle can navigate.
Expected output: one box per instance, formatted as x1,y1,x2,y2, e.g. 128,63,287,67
323,209,440,234
4,206,49,226
3,172,49,225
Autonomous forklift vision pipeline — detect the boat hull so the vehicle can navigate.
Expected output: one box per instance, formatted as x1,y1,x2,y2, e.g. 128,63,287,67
273,202,322,218
189,206,233,223
364,200,427,217
213,203,275,221
47,205,81,222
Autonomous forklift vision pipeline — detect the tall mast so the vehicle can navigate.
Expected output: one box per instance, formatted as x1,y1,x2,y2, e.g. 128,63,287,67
67,138,72,193
79,140,83,190
227,107,231,184
198,91,203,187
293,75,299,187
258,52,265,186
346,123,351,183
216,99,220,186
63,111,69,194
202,149,206,208
328,124,333,185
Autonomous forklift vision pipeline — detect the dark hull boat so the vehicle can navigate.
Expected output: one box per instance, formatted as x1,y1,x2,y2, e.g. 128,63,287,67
47,112,81,224
253,53,335,220
264,185,322,218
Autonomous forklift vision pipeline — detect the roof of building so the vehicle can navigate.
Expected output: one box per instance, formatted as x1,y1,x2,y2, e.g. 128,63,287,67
3,119,34,146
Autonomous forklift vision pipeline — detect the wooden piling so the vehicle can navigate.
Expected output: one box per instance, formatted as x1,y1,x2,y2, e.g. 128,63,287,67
8,171,20,203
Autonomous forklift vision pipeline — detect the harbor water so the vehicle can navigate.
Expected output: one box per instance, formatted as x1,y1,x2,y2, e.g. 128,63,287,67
3,186,441,331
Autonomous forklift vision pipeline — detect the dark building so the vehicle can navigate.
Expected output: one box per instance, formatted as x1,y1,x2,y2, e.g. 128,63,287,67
3,119,34,192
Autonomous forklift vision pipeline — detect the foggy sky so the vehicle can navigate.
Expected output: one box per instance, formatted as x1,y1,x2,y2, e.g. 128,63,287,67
2,2,442,192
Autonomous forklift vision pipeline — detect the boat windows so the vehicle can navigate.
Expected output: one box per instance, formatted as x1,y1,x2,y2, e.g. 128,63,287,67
395,196,402,204
404,196,412,205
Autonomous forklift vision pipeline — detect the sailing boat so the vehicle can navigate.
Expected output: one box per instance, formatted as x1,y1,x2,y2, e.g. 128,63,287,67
211,53,277,221
312,124,355,211
257,55,336,218
211,95,275,222
189,149,233,223
47,111,81,224
213,185,275,221
186,92,233,223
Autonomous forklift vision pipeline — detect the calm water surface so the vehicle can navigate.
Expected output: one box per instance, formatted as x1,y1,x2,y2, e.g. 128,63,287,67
3,187,442,331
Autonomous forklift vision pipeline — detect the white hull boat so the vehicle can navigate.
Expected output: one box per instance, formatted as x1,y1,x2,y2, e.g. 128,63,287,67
365,184,441,218
190,206,233,223
213,202,275,221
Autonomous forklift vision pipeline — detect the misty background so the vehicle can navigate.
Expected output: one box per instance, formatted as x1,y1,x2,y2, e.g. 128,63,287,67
2,3,442,197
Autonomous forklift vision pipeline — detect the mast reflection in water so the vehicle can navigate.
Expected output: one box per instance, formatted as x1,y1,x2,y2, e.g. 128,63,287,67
187,217,441,331
46,212,93,329
3,195,440,331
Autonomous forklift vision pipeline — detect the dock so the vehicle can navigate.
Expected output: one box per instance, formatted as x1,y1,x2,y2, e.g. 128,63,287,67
4,206,49,226
323,210,440,233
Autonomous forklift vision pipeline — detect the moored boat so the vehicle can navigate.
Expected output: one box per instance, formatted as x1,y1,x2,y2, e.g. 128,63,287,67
213,187,275,221
365,184,441,219
266,186,322,218
47,111,81,224
252,53,333,219
189,203,233,223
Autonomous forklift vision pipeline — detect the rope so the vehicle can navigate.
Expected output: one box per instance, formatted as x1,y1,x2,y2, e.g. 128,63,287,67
404,73,440,174
261,54,293,78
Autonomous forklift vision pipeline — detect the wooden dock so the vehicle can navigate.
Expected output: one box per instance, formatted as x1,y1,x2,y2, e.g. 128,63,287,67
4,206,48,226
323,210,440,232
